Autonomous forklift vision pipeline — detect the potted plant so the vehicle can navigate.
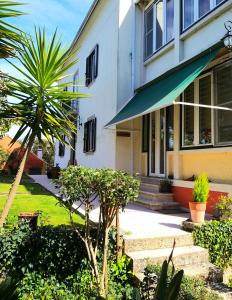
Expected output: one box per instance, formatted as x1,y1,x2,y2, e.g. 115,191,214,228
189,174,209,223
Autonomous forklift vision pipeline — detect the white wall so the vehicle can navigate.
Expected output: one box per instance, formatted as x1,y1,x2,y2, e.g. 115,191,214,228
55,0,119,169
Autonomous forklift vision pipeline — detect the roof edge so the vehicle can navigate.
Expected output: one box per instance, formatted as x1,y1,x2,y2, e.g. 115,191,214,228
70,0,100,52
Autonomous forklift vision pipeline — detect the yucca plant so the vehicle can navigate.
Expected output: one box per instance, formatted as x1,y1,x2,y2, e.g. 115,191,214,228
0,0,24,58
0,28,86,226
154,242,184,300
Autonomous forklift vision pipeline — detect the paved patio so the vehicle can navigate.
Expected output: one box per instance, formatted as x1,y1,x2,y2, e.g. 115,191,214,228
29,175,190,239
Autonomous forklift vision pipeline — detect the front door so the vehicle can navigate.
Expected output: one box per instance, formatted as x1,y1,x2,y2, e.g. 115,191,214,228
149,109,166,177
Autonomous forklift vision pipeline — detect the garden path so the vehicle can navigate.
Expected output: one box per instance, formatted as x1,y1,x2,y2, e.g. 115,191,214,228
29,175,189,239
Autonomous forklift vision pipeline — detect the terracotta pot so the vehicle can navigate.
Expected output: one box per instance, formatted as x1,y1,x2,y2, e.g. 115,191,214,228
189,202,207,223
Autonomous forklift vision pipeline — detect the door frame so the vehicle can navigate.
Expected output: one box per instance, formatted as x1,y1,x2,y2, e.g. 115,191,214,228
149,109,166,177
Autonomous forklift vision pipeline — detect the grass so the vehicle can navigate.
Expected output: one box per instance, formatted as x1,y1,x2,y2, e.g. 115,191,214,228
0,175,84,227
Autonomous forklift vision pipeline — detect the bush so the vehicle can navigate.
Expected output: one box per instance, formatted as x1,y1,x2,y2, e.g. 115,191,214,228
0,224,86,280
193,219,232,269
193,174,209,203
215,196,232,219
141,264,223,300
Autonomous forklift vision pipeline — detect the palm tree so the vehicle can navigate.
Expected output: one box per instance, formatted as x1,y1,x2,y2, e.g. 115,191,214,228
0,28,85,226
0,0,24,58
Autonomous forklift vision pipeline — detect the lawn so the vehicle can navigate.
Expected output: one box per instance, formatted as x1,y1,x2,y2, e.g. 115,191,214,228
0,176,84,226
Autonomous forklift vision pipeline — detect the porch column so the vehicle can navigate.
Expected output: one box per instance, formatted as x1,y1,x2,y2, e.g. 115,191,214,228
173,102,182,179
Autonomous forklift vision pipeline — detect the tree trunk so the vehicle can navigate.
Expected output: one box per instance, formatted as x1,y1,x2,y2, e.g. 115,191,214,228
101,226,110,297
0,134,35,227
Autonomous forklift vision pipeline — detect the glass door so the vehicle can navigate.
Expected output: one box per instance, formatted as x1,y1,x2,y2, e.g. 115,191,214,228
149,109,166,177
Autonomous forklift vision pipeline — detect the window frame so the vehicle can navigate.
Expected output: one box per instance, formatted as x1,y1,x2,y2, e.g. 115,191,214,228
181,72,214,148
83,117,97,153
182,0,228,32
214,60,232,146
85,44,99,87
144,0,174,61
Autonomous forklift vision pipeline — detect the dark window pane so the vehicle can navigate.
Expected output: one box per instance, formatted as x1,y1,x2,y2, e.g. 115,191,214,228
183,0,194,29
183,83,194,146
199,0,210,17
160,109,165,174
166,106,174,151
166,0,174,42
216,0,224,4
156,0,163,50
145,7,153,58
199,75,212,144
142,114,150,152
216,64,232,144
151,112,156,173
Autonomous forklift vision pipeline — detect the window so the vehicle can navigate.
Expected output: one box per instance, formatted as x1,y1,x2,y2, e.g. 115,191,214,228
166,105,174,150
182,74,212,147
85,45,99,86
58,135,66,157
83,118,97,153
72,71,79,112
215,63,232,145
142,114,150,152
182,0,227,30
144,0,174,60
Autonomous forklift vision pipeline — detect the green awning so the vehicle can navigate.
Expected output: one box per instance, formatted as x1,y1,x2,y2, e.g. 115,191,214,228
106,46,220,127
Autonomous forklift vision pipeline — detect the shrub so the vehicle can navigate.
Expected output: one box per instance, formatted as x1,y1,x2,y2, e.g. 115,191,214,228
141,264,223,300
193,219,232,269
215,195,232,219
0,224,86,280
193,174,209,203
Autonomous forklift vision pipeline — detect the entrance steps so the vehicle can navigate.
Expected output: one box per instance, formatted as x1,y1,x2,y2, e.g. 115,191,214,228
136,177,181,212
123,231,215,283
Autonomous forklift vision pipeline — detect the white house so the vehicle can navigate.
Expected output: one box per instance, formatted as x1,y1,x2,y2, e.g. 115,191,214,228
55,0,232,214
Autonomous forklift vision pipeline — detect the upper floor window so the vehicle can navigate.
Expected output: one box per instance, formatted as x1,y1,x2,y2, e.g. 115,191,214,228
182,0,226,31
85,45,99,86
144,0,174,60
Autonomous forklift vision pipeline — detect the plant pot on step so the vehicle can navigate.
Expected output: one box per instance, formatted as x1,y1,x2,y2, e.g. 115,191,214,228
189,202,207,223
190,174,209,223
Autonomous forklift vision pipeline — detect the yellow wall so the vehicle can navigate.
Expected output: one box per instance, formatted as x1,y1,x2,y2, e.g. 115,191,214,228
180,150,232,184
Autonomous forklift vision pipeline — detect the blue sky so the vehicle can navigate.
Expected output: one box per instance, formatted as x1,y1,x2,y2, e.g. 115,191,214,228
2,0,94,77
5,0,94,138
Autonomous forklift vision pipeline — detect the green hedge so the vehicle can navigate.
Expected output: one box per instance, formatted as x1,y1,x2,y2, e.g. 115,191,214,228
193,219,232,269
0,224,86,280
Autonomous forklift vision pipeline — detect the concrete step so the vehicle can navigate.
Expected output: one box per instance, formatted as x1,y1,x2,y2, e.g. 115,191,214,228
123,233,193,252
140,182,159,193
128,246,209,273
136,197,180,211
139,190,173,201
140,176,161,185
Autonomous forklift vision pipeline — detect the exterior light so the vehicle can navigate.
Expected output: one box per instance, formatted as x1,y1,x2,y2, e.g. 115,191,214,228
223,21,232,50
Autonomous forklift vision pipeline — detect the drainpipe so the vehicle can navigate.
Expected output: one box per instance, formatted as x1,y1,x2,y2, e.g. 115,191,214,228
131,0,136,95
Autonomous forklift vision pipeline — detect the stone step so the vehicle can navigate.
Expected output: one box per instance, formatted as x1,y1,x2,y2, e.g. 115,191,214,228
139,190,173,201
123,233,193,252
136,197,179,211
128,246,209,273
135,263,217,283
140,182,159,193
140,176,161,185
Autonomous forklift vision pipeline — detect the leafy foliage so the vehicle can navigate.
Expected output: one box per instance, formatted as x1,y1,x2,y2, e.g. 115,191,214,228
215,195,232,219
0,0,24,58
0,224,86,280
193,219,232,269
108,256,134,300
32,138,55,166
0,277,18,300
193,174,209,203
141,264,223,300
0,145,8,165
57,166,140,296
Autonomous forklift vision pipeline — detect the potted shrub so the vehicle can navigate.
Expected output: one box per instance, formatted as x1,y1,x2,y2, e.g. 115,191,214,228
189,174,209,223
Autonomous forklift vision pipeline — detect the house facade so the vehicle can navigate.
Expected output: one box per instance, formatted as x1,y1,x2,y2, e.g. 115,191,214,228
54,0,232,213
